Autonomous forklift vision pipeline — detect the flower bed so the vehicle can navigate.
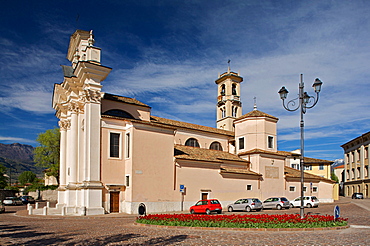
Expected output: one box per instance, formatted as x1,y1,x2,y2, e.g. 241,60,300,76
136,214,348,228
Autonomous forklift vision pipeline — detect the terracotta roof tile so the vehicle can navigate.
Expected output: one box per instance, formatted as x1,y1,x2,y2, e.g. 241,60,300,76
236,110,278,121
151,116,234,137
240,149,333,164
303,157,333,164
220,167,262,176
175,144,248,163
239,149,287,157
103,93,150,108
284,166,335,183
334,164,344,169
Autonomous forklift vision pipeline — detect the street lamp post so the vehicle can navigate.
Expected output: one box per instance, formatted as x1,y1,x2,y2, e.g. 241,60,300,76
278,74,322,219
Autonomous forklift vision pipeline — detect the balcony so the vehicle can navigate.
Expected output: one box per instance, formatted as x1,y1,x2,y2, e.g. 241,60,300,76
217,95,240,102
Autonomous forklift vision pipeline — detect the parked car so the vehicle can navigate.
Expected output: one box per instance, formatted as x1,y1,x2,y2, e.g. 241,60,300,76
352,193,364,199
190,199,222,214
0,201,5,213
290,196,319,208
20,195,35,204
227,198,263,212
263,197,290,210
3,197,23,206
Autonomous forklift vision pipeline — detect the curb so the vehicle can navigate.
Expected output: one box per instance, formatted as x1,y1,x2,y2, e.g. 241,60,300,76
133,222,350,231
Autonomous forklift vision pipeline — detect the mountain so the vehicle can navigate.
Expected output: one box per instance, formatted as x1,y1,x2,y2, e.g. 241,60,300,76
331,159,344,167
0,143,34,162
0,143,44,183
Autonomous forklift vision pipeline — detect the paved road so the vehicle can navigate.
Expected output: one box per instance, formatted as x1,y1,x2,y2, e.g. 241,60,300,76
1,197,370,245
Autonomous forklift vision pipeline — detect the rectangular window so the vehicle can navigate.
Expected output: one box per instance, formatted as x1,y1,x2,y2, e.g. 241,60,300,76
246,185,252,190
291,164,299,170
239,137,244,150
319,164,324,170
312,187,318,192
268,136,274,149
304,165,312,171
110,133,120,158
303,186,307,192
289,186,295,192
125,133,130,158
125,175,130,187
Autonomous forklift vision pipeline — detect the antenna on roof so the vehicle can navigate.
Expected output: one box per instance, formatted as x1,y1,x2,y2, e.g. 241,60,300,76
253,97,257,111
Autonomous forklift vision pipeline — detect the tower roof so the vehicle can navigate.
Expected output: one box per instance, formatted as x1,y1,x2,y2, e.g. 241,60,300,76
235,109,279,122
215,71,243,84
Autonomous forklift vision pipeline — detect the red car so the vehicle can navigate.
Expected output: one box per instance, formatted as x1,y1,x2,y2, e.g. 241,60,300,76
190,199,222,214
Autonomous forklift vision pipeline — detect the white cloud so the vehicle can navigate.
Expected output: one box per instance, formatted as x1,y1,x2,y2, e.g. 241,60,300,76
0,136,36,144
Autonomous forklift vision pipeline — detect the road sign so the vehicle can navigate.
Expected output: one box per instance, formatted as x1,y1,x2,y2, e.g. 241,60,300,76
334,205,340,220
180,184,185,193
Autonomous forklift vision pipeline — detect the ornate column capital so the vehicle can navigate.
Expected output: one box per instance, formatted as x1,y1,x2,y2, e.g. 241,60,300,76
59,119,71,131
81,89,102,103
68,101,80,113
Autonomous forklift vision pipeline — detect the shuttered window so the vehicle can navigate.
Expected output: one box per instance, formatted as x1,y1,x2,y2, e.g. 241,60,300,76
110,133,120,158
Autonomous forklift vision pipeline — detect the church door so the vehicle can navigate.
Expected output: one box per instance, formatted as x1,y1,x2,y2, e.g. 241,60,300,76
110,192,119,213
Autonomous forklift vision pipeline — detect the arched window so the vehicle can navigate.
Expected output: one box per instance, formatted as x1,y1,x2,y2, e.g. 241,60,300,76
185,138,200,148
210,142,223,151
232,84,237,95
221,107,226,118
232,106,237,117
220,84,225,96
103,109,134,119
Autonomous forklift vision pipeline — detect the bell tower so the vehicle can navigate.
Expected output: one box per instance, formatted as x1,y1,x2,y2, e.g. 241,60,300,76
215,67,243,131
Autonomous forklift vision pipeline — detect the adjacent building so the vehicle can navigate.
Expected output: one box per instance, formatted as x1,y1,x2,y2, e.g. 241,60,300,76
52,30,336,215
341,131,370,198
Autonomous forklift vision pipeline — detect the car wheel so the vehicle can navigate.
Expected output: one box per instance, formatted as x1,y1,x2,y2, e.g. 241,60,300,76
228,206,233,212
276,204,282,210
217,210,222,214
307,203,312,208
256,208,262,212
290,203,294,208
190,209,195,214
206,209,211,215
245,206,251,212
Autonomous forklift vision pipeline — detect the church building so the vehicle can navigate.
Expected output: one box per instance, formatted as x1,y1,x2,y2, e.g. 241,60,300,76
52,30,335,215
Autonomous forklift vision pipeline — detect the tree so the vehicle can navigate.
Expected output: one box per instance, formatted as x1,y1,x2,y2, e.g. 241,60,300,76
18,171,37,185
331,172,339,183
0,164,8,189
34,128,60,184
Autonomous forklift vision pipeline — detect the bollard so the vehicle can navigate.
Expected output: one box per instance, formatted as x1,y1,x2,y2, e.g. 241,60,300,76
35,202,39,209
43,206,48,216
27,203,31,210
28,206,33,215
46,201,50,208
61,206,66,216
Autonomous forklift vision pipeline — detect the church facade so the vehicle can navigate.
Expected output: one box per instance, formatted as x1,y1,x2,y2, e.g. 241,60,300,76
52,30,335,215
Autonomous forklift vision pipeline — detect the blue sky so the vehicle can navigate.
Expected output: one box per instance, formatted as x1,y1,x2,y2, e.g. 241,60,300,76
1,1,369,162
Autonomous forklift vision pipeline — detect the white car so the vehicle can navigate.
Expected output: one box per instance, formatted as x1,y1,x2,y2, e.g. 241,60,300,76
290,196,319,208
3,197,23,206
227,198,263,212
